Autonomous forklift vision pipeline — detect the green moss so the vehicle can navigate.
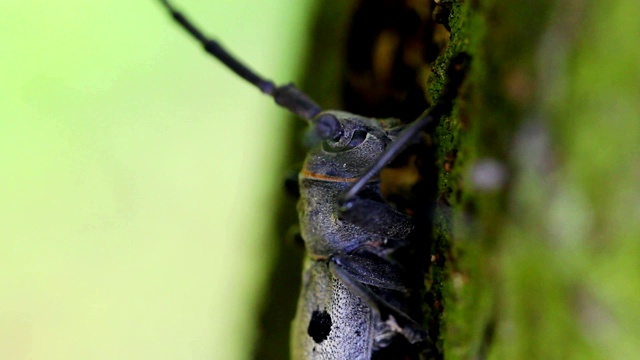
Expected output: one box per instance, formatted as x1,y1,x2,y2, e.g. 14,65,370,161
432,0,640,358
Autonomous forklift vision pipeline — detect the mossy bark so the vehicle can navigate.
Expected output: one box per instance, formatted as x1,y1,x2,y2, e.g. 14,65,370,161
433,0,640,358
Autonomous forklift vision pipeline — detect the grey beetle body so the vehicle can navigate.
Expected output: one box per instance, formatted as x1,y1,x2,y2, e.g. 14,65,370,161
291,111,426,359
292,258,375,359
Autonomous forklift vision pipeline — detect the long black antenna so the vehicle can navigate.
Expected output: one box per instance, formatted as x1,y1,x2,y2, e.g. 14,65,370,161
158,0,323,121
341,52,470,204
341,105,443,204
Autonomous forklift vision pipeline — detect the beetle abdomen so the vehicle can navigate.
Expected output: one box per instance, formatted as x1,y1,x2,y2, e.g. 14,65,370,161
291,259,373,360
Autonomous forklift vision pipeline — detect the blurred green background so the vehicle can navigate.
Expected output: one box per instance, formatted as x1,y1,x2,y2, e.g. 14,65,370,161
0,1,314,359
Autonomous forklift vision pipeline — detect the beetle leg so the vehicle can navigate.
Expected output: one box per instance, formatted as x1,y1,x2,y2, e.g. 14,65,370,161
331,253,409,292
329,261,426,345
340,197,414,239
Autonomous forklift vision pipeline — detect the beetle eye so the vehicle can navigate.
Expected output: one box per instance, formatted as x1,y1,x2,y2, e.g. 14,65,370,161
346,130,366,148
322,130,368,153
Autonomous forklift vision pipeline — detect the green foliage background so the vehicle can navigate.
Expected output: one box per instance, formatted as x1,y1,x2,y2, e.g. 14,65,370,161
0,1,313,359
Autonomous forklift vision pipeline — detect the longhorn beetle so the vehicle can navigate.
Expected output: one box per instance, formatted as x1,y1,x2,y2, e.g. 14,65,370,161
158,1,461,358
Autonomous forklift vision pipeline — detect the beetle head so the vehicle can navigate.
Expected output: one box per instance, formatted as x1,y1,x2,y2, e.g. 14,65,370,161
303,111,404,179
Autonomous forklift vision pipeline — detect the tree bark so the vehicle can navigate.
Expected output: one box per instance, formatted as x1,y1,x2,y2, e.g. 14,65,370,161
435,0,640,358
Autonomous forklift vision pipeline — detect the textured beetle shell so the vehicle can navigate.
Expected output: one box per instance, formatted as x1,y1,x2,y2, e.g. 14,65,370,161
291,259,372,359
291,111,422,359
297,179,383,256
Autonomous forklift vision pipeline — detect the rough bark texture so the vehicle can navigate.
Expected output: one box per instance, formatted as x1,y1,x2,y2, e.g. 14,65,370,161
435,0,640,358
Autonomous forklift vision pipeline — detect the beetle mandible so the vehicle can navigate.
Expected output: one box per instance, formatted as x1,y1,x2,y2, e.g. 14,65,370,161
157,1,456,358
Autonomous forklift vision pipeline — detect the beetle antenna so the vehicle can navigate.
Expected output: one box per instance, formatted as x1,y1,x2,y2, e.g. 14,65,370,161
341,105,444,204
342,52,471,204
157,0,323,121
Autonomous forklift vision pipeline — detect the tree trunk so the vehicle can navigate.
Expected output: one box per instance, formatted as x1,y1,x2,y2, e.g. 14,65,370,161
436,0,640,358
